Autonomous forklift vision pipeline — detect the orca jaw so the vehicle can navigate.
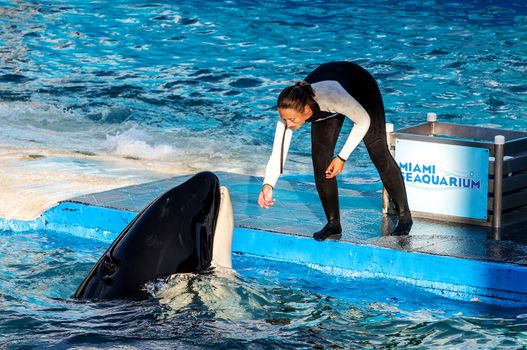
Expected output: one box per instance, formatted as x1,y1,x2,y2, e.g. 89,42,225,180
211,186,234,269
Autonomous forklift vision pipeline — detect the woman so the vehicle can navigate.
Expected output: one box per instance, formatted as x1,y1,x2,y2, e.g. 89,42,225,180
257,61,413,241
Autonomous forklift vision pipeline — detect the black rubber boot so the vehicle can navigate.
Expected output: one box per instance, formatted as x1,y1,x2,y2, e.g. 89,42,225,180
392,211,413,236
313,221,342,241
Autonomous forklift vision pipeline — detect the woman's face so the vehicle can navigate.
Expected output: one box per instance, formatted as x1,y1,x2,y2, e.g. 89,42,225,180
278,105,312,130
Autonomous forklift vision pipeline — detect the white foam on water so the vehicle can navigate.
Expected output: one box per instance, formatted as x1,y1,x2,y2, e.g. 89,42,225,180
0,100,79,125
0,100,313,220
0,144,166,220
155,271,252,322
0,138,309,221
0,100,106,150
103,127,176,160
0,135,252,221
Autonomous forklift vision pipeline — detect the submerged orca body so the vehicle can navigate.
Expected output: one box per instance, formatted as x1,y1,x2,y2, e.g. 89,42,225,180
75,171,233,300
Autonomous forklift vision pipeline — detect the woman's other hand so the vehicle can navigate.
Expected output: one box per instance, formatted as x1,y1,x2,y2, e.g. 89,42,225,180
258,184,275,208
325,157,345,179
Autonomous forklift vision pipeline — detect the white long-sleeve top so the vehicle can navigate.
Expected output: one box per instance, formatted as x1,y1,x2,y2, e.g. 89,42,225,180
263,80,371,188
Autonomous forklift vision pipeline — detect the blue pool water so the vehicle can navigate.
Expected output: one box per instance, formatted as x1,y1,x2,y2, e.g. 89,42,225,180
0,0,525,176
1,228,527,349
1,0,527,347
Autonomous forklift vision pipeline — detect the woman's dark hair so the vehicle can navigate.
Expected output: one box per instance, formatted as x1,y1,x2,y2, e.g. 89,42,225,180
277,81,316,112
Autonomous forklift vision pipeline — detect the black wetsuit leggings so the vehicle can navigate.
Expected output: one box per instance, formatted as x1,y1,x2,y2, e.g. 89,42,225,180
307,62,410,225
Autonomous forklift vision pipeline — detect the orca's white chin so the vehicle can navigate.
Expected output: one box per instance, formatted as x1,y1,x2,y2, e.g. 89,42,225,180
212,186,234,269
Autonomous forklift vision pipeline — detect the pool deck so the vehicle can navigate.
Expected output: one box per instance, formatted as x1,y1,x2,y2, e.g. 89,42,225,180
5,171,527,307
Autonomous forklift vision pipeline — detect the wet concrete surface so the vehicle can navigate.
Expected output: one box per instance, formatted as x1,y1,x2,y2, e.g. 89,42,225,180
68,171,527,266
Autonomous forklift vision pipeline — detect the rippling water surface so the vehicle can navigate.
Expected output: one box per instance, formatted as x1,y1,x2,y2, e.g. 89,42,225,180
1,228,527,349
1,0,527,347
1,0,526,168
1,0,526,219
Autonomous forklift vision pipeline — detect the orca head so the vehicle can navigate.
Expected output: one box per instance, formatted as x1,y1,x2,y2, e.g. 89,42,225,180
74,171,234,300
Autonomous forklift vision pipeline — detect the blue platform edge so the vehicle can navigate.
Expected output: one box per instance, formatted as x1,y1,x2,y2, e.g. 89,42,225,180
2,201,527,308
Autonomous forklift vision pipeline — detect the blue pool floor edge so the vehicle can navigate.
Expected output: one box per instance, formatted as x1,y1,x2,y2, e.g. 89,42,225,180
2,171,527,308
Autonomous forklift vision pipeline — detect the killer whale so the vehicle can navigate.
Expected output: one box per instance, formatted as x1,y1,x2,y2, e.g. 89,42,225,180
74,171,233,299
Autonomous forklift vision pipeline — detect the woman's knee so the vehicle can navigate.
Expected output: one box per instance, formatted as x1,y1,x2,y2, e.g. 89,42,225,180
366,138,392,173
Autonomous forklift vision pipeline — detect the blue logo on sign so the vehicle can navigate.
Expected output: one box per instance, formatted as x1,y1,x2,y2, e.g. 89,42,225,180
399,162,481,190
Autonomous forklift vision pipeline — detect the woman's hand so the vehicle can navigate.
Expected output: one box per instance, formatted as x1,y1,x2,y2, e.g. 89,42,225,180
325,157,345,179
258,184,276,208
